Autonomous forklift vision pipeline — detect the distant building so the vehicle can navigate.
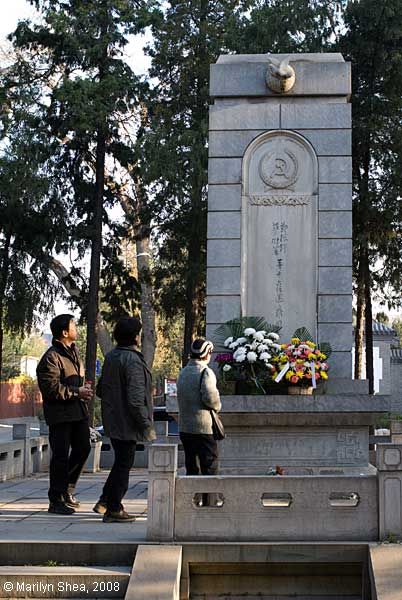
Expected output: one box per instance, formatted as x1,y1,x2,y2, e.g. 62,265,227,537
20,356,39,379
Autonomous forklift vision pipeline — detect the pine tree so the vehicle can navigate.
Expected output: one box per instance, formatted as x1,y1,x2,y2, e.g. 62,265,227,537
142,0,244,363
11,0,158,418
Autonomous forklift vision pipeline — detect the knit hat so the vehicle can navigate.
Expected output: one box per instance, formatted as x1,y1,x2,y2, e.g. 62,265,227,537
190,338,214,359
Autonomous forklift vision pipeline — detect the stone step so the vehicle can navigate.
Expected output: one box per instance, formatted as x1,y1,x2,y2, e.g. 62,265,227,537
369,544,402,600
0,566,130,598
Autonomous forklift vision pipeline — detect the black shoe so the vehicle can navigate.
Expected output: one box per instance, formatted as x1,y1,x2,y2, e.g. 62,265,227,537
48,501,75,515
103,509,136,523
93,500,107,515
64,492,80,509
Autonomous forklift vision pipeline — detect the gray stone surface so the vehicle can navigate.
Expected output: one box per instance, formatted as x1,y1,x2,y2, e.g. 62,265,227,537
319,239,352,266
329,351,352,379
219,427,369,469
207,267,240,295
281,103,351,130
206,295,241,324
0,566,130,598
209,130,262,158
207,240,240,267
319,211,352,238
210,59,351,98
319,266,352,294
208,158,242,184
377,444,402,539
370,545,402,599
209,102,280,130
147,446,177,542
208,184,241,211
319,184,352,210
127,545,182,600
324,376,368,395
207,212,241,239
167,394,389,416
318,295,353,323
0,471,148,542
174,473,377,542
297,129,351,156
242,130,318,341
209,129,351,158
319,157,352,183
319,323,353,351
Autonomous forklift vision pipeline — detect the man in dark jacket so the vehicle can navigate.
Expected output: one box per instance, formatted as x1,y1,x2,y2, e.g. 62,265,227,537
94,316,156,523
37,314,93,515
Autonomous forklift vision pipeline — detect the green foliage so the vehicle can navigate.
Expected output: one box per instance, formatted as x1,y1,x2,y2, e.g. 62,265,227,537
141,0,244,356
0,331,22,380
392,319,402,346
214,317,281,350
376,312,390,325
152,315,184,383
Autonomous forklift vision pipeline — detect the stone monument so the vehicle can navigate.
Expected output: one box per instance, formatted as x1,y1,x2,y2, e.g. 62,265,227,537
206,53,353,377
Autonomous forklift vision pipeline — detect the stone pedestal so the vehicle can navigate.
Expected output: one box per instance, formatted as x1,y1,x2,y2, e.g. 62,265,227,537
84,441,102,473
378,444,402,539
167,394,389,474
147,444,177,541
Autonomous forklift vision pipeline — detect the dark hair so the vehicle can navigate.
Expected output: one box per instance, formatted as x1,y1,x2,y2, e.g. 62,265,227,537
50,314,75,339
114,317,142,346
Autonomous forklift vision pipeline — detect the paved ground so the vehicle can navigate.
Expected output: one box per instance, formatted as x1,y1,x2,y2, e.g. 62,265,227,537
0,470,148,543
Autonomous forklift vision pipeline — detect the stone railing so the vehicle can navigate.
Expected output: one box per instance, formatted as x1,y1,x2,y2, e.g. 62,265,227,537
147,444,381,542
0,423,50,482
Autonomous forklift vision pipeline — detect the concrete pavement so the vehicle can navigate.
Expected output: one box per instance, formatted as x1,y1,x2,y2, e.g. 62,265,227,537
0,470,148,543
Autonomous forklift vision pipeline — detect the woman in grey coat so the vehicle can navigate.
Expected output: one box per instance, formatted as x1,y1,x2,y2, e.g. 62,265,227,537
177,338,221,502
94,317,155,523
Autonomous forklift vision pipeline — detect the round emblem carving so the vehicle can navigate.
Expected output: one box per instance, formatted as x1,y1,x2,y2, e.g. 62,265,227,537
259,149,299,189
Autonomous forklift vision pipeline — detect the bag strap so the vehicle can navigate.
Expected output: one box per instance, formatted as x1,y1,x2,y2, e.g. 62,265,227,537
199,368,217,414
199,368,207,392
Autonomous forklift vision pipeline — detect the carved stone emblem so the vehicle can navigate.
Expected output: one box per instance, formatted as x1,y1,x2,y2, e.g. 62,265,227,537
265,57,296,94
259,149,299,189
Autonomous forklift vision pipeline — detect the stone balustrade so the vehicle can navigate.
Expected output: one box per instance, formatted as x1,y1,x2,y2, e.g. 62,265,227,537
0,424,49,482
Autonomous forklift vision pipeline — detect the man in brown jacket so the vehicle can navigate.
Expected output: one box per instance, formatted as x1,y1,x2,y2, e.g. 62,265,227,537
37,314,93,515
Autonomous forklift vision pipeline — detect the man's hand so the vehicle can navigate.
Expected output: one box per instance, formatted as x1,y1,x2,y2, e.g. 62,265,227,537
78,386,93,401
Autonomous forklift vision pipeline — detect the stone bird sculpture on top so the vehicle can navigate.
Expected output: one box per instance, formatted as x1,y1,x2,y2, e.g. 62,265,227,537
265,56,296,93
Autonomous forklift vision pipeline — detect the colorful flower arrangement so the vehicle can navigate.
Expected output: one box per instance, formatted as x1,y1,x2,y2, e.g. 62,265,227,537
215,327,283,393
272,333,330,389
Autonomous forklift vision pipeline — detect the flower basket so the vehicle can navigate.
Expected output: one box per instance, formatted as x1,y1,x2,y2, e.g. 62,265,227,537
287,385,314,396
214,321,283,395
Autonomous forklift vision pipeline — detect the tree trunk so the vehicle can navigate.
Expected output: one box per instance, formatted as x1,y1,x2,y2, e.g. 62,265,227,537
48,257,113,356
0,232,12,382
119,172,157,369
85,130,106,425
363,247,374,394
354,251,365,379
136,234,156,368
182,0,208,365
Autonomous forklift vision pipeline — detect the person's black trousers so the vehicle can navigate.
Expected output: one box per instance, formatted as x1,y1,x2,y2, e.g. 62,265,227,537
179,432,219,507
48,419,91,503
100,438,136,512
179,432,218,475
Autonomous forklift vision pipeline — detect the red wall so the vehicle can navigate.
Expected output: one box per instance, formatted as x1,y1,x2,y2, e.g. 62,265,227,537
0,383,42,419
